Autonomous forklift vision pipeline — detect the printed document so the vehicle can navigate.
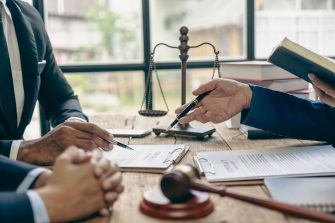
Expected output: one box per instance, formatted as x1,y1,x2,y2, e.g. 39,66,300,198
195,145,335,182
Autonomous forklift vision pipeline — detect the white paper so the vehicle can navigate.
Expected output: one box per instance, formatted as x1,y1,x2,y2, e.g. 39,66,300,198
196,145,335,182
103,144,186,169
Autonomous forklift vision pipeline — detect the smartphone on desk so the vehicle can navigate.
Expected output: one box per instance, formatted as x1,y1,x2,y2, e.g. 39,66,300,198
107,129,151,138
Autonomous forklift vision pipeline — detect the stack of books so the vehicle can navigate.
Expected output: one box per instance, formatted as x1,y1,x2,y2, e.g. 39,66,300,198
221,61,313,137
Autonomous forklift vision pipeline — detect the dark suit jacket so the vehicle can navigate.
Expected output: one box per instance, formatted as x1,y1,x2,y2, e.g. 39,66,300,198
0,155,37,223
241,86,335,144
0,0,87,157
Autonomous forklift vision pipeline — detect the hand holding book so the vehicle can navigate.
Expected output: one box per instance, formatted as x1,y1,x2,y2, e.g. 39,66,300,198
309,73,335,107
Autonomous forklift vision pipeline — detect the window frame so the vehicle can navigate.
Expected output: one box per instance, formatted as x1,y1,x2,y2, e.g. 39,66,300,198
34,0,255,135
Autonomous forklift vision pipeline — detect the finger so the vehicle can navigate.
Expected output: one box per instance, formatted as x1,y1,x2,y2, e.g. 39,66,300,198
317,89,335,107
114,184,124,194
99,208,110,217
93,137,113,151
179,112,197,124
100,163,120,180
175,102,190,114
192,79,218,96
73,149,92,164
104,192,119,204
95,158,111,177
309,74,335,98
57,146,82,163
102,171,122,191
64,122,114,142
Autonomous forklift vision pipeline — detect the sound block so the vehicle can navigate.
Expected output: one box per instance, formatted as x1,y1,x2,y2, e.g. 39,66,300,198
139,187,214,219
153,124,215,140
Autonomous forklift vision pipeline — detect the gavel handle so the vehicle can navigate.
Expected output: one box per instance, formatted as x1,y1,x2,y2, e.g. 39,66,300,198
192,179,335,223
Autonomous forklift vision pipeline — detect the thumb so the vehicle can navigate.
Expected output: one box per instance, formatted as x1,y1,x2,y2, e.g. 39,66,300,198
193,79,218,96
58,146,86,163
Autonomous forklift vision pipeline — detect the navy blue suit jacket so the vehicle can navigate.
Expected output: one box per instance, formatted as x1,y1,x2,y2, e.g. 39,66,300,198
241,86,335,144
0,156,37,223
0,0,87,157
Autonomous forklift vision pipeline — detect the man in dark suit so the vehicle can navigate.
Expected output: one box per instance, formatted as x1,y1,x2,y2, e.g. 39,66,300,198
175,78,335,144
0,0,114,165
0,146,123,223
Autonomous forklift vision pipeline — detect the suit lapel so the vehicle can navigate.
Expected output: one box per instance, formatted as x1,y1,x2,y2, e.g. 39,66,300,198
7,0,39,136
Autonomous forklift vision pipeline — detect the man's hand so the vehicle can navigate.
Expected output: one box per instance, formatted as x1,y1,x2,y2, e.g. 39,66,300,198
37,147,106,223
18,121,114,165
90,150,124,216
175,78,252,124
309,74,335,107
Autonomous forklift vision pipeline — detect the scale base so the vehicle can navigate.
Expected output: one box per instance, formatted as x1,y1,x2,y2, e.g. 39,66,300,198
153,123,215,140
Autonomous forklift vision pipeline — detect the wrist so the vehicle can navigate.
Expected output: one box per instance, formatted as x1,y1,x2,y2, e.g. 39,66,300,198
17,140,39,163
33,170,53,189
37,186,61,223
242,84,253,109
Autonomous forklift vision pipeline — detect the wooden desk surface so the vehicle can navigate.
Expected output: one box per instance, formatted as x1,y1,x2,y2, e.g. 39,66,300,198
90,114,320,223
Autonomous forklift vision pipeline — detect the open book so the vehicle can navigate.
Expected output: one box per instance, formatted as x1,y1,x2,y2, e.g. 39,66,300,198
103,144,189,173
268,37,335,86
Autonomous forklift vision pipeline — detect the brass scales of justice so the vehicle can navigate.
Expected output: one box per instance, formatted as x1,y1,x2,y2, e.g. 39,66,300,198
138,26,221,139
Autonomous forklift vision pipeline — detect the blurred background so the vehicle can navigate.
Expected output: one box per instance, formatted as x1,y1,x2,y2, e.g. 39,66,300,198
23,0,335,138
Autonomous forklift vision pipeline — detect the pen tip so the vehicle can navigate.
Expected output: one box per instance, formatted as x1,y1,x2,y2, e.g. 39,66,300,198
165,126,172,132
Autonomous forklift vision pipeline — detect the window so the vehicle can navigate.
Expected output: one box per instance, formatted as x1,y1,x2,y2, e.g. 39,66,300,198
255,0,335,58
150,0,246,62
65,72,145,115
45,0,143,64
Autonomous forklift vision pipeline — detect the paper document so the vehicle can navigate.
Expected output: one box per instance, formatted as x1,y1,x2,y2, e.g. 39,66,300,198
103,144,188,171
195,145,335,182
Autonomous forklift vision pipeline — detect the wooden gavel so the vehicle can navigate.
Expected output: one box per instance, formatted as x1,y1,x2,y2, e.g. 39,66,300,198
160,164,335,223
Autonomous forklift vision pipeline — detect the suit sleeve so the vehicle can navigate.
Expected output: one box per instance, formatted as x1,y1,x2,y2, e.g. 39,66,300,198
26,4,88,127
241,86,335,144
0,192,34,223
0,155,36,191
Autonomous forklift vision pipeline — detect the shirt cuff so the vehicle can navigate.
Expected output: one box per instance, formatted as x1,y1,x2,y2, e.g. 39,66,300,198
27,190,50,223
9,140,23,160
67,116,87,122
17,168,47,193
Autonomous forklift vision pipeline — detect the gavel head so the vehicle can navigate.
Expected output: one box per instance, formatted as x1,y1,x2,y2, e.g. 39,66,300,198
160,164,200,202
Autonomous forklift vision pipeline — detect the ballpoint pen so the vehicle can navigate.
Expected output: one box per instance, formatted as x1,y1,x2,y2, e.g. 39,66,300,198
165,91,210,131
106,139,134,150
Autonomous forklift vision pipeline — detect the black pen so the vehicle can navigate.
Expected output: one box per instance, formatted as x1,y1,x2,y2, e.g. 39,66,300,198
105,139,134,150
166,91,210,131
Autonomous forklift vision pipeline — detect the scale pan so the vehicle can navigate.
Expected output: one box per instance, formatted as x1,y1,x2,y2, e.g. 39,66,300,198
138,110,167,117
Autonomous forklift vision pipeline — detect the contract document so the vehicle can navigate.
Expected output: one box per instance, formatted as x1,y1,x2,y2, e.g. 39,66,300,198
194,145,335,182
103,144,189,173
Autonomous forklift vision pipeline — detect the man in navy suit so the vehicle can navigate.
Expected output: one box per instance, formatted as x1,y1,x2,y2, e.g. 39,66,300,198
0,0,115,165
0,146,123,223
175,77,335,144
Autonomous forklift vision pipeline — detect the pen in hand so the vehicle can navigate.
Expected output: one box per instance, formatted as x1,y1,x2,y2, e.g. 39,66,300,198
166,91,210,131
104,139,134,150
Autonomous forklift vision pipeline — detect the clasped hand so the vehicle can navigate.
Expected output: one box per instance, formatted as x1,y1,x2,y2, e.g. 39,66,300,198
35,146,123,222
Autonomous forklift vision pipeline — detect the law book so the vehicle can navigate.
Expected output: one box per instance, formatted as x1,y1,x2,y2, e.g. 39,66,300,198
239,79,308,93
220,61,296,81
194,144,335,183
103,144,189,173
265,177,335,212
268,37,335,86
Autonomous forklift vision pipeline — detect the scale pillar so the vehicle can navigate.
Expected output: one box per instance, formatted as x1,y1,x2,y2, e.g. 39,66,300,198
179,26,189,106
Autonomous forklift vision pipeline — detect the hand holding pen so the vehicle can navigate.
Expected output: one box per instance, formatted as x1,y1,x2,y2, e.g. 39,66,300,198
172,78,253,127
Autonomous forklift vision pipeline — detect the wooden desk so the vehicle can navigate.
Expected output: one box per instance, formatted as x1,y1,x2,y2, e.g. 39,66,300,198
90,114,320,223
